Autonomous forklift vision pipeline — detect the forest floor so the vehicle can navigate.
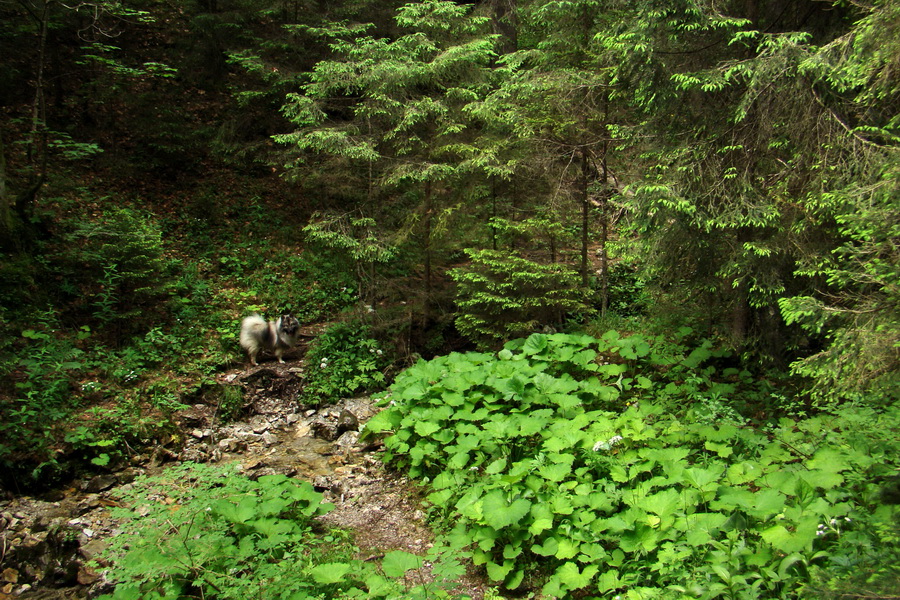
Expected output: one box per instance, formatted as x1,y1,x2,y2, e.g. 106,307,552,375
0,350,489,599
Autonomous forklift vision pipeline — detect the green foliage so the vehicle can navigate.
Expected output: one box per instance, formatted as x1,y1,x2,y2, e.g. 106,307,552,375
97,462,354,600
614,0,900,376
97,462,468,600
778,165,900,406
0,311,89,479
798,404,900,598
303,213,397,305
368,332,900,598
300,320,388,406
596,260,648,317
234,244,358,324
54,207,177,344
217,384,245,422
449,249,590,348
47,131,104,161
0,252,39,318
64,424,121,469
277,0,497,305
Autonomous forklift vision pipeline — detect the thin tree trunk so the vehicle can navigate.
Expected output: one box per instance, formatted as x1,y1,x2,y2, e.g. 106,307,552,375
580,149,590,288
0,130,11,244
598,104,611,316
490,175,497,251
423,179,433,310
490,0,517,54
18,0,50,225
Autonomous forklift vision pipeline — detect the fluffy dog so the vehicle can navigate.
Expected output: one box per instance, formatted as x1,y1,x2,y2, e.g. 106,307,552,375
239,313,301,365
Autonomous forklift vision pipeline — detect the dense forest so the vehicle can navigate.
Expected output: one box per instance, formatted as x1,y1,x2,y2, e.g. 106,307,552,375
1,0,898,598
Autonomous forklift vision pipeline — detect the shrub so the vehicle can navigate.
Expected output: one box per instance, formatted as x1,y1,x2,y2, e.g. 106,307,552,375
54,207,177,344
300,320,388,406
0,311,89,483
97,462,360,600
601,260,649,317
449,249,590,349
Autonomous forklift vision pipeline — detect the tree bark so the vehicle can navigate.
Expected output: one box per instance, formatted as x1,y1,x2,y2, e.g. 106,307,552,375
17,0,50,226
489,0,517,54
580,149,590,288
423,178,433,310
598,103,611,316
0,129,11,245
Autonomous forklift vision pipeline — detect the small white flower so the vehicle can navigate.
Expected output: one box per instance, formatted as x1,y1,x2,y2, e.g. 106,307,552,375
845,517,852,522
376,349,383,356
319,362,327,369
593,435,624,452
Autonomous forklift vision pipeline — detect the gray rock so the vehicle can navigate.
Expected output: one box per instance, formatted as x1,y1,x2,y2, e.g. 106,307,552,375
217,438,247,453
334,431,360,450
83,475,118,493
311,420,341,441
337,409,359,433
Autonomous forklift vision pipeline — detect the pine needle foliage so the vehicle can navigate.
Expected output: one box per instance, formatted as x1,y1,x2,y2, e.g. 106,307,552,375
449,249,589,348
276,0,498,302
610,0,900,388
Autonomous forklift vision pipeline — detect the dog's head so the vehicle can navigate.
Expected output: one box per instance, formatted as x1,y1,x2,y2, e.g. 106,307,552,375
279,313,300,335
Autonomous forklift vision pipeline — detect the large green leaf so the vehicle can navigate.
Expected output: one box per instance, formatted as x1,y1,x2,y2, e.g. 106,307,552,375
482,491,531,529
556,561,599,590
761,517,818,553
531,536,559,556
308,562,352,584
381,550,421,577
486,559,514,581
522,334,549,355
639,488,681,517
413,420,440,437
538,461,572,482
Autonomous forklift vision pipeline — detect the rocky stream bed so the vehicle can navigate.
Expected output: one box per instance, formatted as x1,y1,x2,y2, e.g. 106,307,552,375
0,361,488,599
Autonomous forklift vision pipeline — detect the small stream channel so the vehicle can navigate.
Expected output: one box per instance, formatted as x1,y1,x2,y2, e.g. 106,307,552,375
0,363,475,599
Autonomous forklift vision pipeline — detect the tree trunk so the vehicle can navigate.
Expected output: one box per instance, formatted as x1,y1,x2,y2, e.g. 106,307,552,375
598,182,609,316
598,105,611,316
490,176,498,251
0,130,11,246
731,279,750,350
579,149,590,288
489,0,517,54
423,179,433,310
17,0,50,227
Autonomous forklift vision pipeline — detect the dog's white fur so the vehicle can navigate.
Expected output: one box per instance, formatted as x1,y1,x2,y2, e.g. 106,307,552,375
239,313,300,365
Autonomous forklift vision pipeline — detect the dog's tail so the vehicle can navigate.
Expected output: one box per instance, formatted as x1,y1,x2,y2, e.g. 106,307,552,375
239,314,269,355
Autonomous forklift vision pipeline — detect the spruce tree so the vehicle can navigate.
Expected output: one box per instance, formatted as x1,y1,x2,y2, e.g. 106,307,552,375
276,0,497,310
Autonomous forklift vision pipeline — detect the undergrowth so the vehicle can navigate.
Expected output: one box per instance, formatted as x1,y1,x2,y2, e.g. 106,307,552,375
366,331,900,598
96,462,469,599
0,190,364,487
300,320,388,406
